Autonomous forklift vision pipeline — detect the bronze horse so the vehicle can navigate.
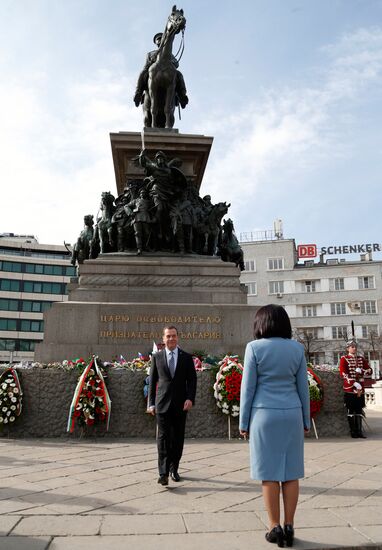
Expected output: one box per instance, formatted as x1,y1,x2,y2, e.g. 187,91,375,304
201,202,230,256
145,5,186,128
70,215,94,266
219,218,245,270
91,192,116,255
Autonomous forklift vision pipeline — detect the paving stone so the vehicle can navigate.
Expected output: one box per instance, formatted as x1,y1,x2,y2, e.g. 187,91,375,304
0,536,51,550
183,510,264,532
356,525,382,545
11,516,101,536
331,505,382,526
0,500,39,514
101,513,186,534
0,516,21,535
295,526,372,548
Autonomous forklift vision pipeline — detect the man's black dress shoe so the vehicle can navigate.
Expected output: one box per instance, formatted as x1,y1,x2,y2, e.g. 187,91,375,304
265,524,284,547
157,474,169,486
170,471,180,482
284,524,294,547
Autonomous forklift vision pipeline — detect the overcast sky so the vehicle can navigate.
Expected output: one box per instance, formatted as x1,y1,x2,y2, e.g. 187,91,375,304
1,0,381,257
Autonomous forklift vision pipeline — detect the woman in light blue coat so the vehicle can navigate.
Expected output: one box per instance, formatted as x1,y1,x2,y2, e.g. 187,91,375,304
240,305,310,548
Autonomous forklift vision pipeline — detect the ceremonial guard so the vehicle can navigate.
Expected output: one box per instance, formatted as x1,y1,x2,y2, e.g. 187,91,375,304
339,340,372,438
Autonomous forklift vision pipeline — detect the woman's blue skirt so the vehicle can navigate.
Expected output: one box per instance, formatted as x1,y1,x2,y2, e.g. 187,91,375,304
249,407,304,481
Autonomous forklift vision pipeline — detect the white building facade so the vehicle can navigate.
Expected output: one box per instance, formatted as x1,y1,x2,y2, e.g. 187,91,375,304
240,236,382,369
0,234,76,363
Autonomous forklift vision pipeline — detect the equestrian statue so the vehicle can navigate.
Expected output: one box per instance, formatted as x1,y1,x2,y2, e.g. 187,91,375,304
134,5,188,128
69,7,245,270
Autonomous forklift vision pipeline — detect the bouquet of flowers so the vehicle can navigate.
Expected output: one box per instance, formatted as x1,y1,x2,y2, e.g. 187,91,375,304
126,354,151,371
193,356,203,371
192,352,221,371
0,367,23,427
67,357,111,432
213,355,243,417
307,365,324,418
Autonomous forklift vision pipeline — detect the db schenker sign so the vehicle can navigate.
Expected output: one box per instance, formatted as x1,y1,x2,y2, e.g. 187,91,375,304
297,243,381,259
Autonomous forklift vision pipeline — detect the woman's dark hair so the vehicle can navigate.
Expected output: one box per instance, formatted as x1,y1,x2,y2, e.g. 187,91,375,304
253,304,292,340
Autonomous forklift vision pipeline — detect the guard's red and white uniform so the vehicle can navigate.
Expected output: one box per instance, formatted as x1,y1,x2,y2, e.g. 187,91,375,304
339,353,371,394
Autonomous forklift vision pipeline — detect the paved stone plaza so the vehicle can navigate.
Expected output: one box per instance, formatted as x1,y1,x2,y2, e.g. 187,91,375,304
0,410,381,550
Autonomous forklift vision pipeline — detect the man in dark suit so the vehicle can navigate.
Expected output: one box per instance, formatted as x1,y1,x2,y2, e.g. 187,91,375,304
148,325,197,485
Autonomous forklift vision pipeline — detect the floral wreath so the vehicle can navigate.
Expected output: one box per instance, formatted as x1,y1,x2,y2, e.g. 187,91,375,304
0,367,23,427
213,355,243,417
67,357,111,432
307,365,324,418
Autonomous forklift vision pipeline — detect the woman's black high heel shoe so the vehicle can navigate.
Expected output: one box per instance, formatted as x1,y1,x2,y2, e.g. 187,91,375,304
284,524,294,547
265,524,284,547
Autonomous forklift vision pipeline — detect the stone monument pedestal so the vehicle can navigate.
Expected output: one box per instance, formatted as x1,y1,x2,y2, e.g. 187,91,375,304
35,254,257,362
110,130,213,195
35,129,256,363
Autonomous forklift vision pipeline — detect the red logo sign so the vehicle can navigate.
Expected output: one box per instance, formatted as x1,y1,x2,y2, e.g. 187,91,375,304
297,244,317,258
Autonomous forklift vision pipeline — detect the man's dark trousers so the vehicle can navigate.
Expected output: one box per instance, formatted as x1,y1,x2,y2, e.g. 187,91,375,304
157,404,187,475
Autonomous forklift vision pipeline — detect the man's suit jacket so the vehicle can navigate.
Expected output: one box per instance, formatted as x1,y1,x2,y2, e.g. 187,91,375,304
149,348,197,413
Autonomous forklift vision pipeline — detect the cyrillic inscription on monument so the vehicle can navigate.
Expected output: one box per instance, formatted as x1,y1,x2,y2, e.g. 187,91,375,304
99,313,223,340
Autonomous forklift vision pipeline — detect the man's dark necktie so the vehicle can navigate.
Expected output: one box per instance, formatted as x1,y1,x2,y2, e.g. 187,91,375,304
168,351,175,378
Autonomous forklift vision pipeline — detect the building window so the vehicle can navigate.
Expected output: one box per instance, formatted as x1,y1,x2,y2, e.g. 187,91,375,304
302,305,317,317
295,327,319,339
0,298,19,311
19,340,37,352
331,326,348,339
331,302,346,315
23,281,65,295
0,279,21,292
0,319,44,332
329,278,344,291
244,260,256,272
0,261,22,272
360,301,377,314
65,266,77,277
0,339,38,352
0,299,52,313
0,318,17,331
245,282,257,295
332,351,343,365
1,261,75,277
0,339,16,351
20,320,44,332
304,280,316,293
0,278,66,295
308,352,325,365
21,300,52,313
362,325,379,338
0,248,69,260
268,258,284,270
358,276,375,289
269,281,284,294
25,263,44,274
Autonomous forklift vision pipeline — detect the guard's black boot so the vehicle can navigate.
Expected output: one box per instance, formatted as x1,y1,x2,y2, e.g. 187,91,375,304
355,415,367,438
348,415,358,438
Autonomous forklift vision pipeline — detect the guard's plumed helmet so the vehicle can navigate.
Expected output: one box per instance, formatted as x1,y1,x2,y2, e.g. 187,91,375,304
346,339,357,348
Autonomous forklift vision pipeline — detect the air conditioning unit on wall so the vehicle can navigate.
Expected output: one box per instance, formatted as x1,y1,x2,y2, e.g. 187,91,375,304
276,293,283,298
